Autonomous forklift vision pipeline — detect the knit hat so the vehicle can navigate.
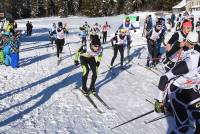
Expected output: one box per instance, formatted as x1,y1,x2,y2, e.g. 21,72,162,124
91,35,101,47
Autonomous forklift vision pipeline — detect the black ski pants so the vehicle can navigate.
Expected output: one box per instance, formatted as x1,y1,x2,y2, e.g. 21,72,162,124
168,84,200,134
111,45,124,66
102,31,107,43
55,38,64,58
80,56,97,90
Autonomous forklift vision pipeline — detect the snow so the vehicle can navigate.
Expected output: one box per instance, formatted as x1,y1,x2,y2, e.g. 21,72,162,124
0,12,176,134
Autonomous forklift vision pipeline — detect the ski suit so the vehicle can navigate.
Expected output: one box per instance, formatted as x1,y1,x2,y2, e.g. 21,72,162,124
157,45,200,134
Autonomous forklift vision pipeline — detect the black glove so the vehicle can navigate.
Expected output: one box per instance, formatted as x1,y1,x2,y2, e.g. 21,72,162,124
96,62,100,67
74,60,79,66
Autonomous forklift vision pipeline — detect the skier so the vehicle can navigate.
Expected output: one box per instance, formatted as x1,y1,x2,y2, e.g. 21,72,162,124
146,22,165,67
163,19,193,72
90,23,101,41
3,19,15,35
155,32,200,134
49,23,57,44
74,35,103,94
102,21,111,44
118,16,136,61
2,32,12,66
110,29,127,69
79,27,87,46
196,17,200,42
171,13,176,28
146,15,153,33
82,21,90,38
55,22,66,60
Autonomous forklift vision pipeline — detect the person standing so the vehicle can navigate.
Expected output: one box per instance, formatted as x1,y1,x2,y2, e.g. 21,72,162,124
49,23,57,44
110,29,127,69
155,32,200,134
118,16,135,60
146,22,165,67
102,21,111,44
74,35,103,94
55,22,65,60
163,19,193,72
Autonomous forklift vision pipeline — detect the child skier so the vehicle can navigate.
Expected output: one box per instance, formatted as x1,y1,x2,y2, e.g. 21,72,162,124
74,35,103,94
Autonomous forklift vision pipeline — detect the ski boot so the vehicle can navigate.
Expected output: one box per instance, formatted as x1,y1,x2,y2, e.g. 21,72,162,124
89,86,96,94
82,87,89,96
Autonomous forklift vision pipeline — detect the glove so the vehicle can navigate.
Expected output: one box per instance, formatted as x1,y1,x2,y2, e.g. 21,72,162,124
74,60,79,66
154,100,165,113
96,61,100,67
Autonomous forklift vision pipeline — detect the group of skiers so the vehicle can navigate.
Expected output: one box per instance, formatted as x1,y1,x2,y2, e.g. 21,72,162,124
151,14,200,133
78,21,111,46
0,19,20,68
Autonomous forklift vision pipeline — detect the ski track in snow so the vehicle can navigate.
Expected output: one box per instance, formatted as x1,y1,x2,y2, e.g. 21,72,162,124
0,13,192,133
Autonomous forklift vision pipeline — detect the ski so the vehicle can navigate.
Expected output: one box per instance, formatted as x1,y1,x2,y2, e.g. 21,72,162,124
80,90,104,113
111,109,154,129
75,86,104,114
132,62,161,76
92,93,114,110
106,65,115,75
144,114,170,124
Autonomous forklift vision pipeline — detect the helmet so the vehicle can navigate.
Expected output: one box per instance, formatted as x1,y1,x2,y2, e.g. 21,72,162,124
186,32,198,45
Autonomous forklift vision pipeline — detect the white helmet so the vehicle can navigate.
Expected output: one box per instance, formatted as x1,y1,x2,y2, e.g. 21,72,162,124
186,32,199,45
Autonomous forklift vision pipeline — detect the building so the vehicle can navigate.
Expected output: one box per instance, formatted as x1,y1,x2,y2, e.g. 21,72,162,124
173,0,200,12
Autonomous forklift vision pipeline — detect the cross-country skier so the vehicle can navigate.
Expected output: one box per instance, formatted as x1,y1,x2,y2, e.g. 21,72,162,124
49,23,57,44
110,29,127,69
155,32,200,134
162,19,193,72
102,21,111,44
146,22,165,67
55,22,66,60
90,23,101,41
118,16,136,61
83,21,90,38
74,35,103,94
79,27,87,46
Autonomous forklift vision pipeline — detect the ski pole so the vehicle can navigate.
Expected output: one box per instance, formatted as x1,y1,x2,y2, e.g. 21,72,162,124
111,109,154,129
144,114,170,124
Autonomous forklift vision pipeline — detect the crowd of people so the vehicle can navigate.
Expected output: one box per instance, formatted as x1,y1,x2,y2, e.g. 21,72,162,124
0,19,20,68
0,11,199,133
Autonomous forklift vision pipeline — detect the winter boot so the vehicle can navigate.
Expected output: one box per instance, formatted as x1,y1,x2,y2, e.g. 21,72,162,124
82,87,88,95
89,86,96,94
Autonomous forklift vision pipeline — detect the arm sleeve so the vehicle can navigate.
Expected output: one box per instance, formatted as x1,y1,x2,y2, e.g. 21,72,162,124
168,32,179,45
158,61,189,91
166,41,180,58
73,46,83,61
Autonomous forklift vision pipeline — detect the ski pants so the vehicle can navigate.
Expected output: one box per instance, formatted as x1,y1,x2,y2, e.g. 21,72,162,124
168,84,200,134
111,45,124,66
80,56,98,89
147,39,159,65
55,39,64,58
102,31,107,44
81,37,87,46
